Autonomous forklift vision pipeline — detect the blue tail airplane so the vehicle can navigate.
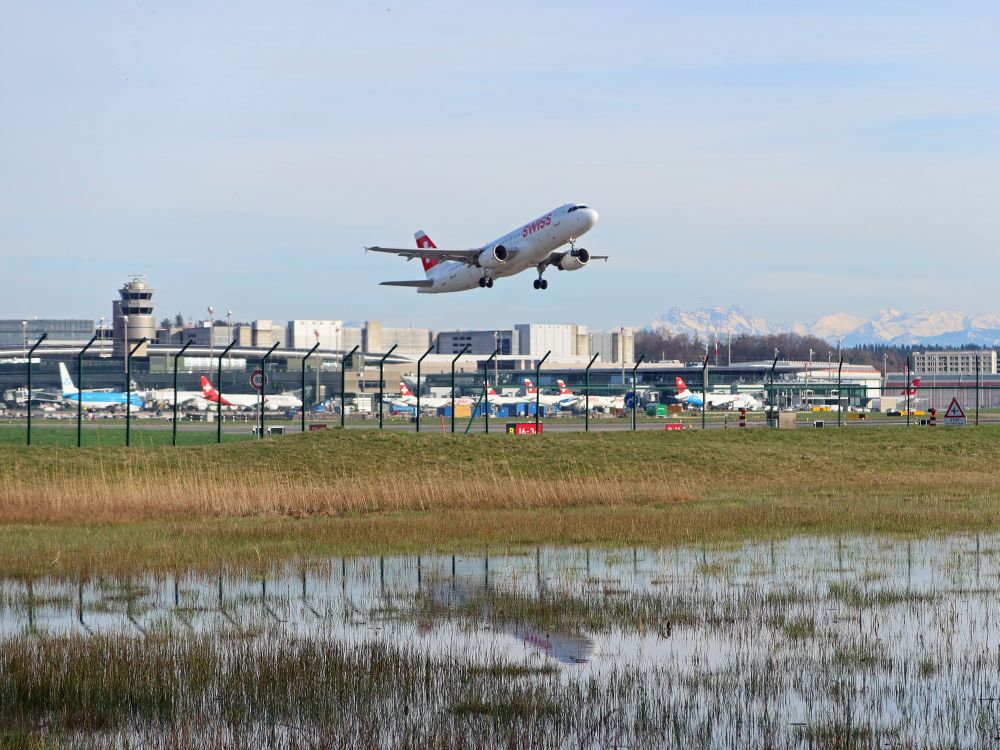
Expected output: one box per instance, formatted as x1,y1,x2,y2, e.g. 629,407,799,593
57,362,144,409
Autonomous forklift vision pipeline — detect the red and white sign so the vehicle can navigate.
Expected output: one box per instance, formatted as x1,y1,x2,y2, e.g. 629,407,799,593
665,423,684,431
942,398,966,426
508,423,542,435
249,369,267,391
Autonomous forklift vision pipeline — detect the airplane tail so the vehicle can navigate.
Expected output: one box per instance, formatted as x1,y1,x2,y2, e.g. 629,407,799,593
523,378,537,394
200,376,218,401
399,381,413,397
486,385,498,396
675,377,689,393
415,231,440,275
59,362,77,394
556,379,572,395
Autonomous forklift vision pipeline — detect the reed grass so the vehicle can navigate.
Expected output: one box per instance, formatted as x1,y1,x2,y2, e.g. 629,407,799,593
2,429,1000,575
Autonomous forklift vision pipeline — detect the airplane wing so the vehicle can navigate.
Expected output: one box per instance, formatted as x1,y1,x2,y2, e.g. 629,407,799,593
380,280,434,288
366,246,485,265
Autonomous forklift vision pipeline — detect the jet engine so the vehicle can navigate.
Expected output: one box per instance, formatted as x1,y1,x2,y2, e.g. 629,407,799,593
477,245,508,269
557,248,590,271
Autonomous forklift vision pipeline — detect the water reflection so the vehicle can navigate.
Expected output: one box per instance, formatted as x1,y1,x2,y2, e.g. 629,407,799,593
4,536,1000,747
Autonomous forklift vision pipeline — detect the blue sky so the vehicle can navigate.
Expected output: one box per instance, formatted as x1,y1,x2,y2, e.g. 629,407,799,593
2,1,999,330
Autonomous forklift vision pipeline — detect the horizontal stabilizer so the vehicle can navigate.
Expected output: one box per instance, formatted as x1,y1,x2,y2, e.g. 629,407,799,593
380,279,434,288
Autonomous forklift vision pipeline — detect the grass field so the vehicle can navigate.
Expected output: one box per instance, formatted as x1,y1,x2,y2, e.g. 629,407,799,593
2,427,1000,576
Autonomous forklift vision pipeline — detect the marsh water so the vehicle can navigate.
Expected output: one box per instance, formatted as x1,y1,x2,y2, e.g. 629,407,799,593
3,536,1000,748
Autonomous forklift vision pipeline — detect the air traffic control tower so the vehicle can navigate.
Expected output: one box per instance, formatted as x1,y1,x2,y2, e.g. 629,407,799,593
112,276,155,358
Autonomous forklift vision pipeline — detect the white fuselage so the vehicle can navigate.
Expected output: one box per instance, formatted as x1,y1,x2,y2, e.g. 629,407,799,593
419,204,598,293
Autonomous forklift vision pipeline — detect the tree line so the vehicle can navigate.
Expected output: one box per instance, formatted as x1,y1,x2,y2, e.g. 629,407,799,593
635,330,989,371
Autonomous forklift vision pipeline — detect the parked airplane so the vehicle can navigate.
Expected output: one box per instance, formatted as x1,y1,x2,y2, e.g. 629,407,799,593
142,386,208,409
199,377,302,410
46,363,145,410
559,380,625,410
392,382,471,410
368,203,606,293
673,377,763,410
869,378,925,412
522,378,578,409
485,385,532,407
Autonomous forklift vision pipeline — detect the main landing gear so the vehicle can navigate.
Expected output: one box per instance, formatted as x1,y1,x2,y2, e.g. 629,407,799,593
533,262,549,290
478,277,494,288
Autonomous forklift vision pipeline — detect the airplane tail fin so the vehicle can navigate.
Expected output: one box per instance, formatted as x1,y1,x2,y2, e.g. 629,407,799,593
415,231,440,275
523,378,537,394
59,362,77,394
486,385,497,396
675,377,688,392
556,379,572,395
200,376,217,399
399,381,413,397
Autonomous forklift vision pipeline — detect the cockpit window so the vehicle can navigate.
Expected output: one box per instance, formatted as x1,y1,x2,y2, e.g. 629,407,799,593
568,204,588,212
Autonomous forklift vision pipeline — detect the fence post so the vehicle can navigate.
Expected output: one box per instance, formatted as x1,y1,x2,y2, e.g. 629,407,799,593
416,345,435,432
125,338,146,447
26,333,47,446
906,356,912,427
259,341,280,438
584,352,599,432
340,345,359,429
484,347,499,433
216,341,236,444
837,356,844,428
976,355,981,426
301,342,320,433
172,340,194,446
535,350,550,432
379,344,398,430
768,353,779,428
451,345,468,434
632,355,645,431
701,355,709,431
76,334,98,448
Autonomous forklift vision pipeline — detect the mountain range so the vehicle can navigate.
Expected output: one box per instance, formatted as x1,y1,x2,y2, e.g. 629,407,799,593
650,307,1000,347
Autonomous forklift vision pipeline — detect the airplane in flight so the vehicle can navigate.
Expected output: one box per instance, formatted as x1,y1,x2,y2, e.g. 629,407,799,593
522,378,578,409
392,382,472,410
199,377,302,410
673,377,763,411
43,362,145,410
367,203,605,292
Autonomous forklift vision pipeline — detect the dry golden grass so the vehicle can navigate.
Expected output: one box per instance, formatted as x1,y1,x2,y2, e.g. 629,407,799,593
2,428,1000,575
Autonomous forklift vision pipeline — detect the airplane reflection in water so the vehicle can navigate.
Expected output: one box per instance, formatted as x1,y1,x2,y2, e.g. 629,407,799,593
419,576,598,665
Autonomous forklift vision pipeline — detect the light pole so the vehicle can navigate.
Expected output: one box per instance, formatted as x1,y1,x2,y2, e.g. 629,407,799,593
99,317,105,357
21,321,26,358
227,310,233,347
207,306,215,362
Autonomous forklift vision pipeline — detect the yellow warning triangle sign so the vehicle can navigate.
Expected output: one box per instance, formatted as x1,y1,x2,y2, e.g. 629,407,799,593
943,398,966,420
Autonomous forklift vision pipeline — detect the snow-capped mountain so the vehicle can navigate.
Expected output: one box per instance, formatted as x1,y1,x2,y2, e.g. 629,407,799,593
650,306,773,338
650,306,1000,346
